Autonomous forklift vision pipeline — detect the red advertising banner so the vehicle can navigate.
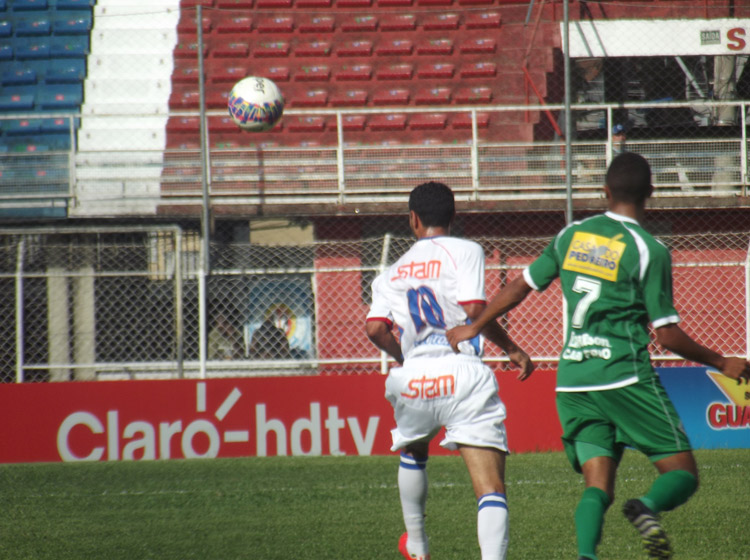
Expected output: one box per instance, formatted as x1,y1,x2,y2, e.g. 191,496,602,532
0,370,561,463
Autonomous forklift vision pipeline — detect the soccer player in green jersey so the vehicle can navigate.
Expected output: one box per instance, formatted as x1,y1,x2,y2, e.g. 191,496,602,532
446,152,750,560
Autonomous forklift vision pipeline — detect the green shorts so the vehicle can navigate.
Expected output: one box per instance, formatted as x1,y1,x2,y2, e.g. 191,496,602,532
556,377,692,473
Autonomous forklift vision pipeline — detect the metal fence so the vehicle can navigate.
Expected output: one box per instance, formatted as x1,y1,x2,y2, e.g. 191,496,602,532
2,226,748,382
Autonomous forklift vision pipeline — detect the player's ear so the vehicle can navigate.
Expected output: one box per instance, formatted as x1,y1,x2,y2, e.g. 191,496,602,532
603,184,612,200
409,210,420,232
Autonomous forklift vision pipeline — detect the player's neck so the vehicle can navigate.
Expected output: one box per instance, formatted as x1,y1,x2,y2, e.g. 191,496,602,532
607,201,644,222
417,226,449,240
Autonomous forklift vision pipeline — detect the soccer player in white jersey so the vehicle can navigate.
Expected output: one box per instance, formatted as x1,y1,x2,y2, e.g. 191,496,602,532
365,181,535,560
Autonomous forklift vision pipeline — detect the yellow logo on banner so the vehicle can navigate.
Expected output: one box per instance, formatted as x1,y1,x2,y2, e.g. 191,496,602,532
562,232,626,282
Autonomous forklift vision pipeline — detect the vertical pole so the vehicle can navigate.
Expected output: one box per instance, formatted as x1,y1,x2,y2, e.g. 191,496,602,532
15,239,25,383
197,5,210,378
336,111,346,204
741,101,748,196
471,108,479,200
174,228,184,378
563,0,573,224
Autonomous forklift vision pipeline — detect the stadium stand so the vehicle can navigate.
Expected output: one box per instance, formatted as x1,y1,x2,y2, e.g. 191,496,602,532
0,0,94,216
164,0,563,149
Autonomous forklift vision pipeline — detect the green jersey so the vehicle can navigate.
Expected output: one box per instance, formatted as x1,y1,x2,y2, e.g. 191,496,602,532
525,211,679,391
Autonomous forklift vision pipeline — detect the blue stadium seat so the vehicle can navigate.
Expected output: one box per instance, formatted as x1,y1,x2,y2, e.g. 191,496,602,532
1,66,37,84
0,19,11,36
50,35,87,57
38,115,76,133
38,83,81,108
15,16,52,36
52,12,91,34
11,0,48,11
15,37,50,58
0,43,13,59
0,0,7,11
52,0,93,10
2,117,41,135
45,57,84,82
0,92,34,109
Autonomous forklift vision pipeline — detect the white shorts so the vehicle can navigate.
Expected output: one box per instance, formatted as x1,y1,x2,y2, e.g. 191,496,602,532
385,354,508,453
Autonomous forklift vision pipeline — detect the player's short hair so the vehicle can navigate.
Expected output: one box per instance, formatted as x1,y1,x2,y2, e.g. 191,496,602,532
605,152,653,204
409,181,455,227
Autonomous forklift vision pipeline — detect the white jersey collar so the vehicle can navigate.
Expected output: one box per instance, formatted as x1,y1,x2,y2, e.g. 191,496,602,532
604,210,640,226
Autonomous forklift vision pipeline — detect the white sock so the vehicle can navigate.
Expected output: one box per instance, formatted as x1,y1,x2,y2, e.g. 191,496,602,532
477,492,509,560
398,453,429,555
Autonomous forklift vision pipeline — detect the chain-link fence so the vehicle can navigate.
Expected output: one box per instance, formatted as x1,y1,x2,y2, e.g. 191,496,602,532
3,2,750,219
2,226,747,382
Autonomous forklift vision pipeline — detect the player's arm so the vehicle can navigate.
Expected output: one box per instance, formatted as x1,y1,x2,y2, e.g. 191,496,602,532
655,324,750,383
460,301,535,381
366,319,404,365
446,275,533,352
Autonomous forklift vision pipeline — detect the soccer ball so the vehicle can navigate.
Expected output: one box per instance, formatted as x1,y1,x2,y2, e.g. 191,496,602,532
227,76,285,131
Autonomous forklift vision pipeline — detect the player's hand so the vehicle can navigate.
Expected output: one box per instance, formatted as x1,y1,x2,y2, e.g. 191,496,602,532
508,348,535,381
721,356,750,384
446,324,479,353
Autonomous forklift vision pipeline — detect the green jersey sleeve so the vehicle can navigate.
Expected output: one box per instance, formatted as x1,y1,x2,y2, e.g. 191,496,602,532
525,236,563,292
641,240,680,328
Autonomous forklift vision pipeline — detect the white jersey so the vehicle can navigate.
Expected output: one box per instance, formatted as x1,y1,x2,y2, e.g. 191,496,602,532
367,236,486,361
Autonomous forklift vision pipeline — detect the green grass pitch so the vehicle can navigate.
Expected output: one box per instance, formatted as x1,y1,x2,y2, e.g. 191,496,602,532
1,449,747,559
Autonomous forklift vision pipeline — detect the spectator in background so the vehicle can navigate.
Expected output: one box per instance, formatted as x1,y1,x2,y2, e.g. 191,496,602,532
208,313,243,360
250,320,292,359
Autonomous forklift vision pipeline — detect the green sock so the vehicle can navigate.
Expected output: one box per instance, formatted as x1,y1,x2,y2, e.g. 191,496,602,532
575,486,610,560
641,470,698,513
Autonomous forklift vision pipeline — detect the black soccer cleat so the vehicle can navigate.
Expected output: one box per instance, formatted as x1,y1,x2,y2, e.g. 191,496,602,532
623,498,673,559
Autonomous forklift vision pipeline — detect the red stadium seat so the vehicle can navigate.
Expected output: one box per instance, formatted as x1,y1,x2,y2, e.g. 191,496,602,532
415,87,451,105
409,113,447,130
372,88,409,105
253,41,291,57
295,41,332,57
208,63,249,83
292,89,328,107
214,16,253,34
256,0,292,6
460,61,497,78
377,0,413,6
336,40,373,57
376,63,413,81
211,41,249,58
167,117,200,134
455,86,492,104
340,16,378,32
265,66,291,82
287,116,326,132
459,37,497,54
330,89,368,106
416,38,453,56
465,12,501,29
298,16,335,33
256,16,294,34
334,64,372,81
368,114,407,131
417,62,455,79
297,0,331,7
422,13,459,30
294,65,332,82
375,39,413,57
340,115,366,131
216,0,253,6
379,14,416,32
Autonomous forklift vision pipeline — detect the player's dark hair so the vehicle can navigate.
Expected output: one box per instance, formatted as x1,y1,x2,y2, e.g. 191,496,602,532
409,182,455,227
605,152,653,204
